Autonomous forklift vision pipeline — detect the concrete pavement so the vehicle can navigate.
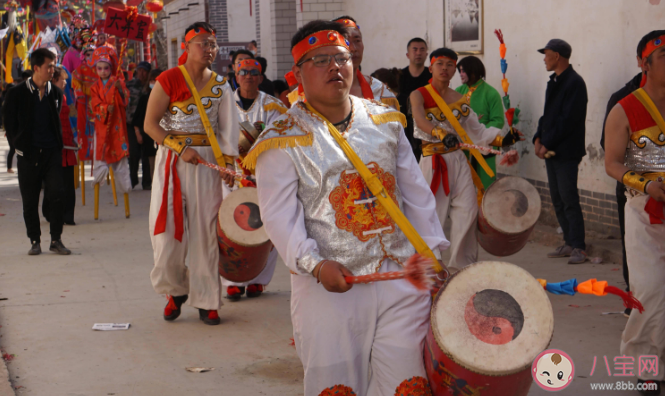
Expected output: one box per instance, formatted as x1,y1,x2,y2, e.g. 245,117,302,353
0,135,647,395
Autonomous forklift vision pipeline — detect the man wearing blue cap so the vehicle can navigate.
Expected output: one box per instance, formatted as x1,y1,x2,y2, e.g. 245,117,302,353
127,61,152,189
533,39,589,264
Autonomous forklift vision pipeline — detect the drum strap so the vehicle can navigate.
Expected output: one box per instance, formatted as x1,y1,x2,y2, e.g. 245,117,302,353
424,84,494,178
178,65,226,168
303,102,443,273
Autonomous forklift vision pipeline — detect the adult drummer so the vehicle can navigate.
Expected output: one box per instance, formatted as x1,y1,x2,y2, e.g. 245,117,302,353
333,16,400,110
605,30,665,393
242,20,449,395
410,48,522,269
144,22,239,326
223,57,288,301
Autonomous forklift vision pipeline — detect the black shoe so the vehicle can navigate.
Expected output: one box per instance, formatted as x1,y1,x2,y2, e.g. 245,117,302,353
28,241,41,256
638,379,660,395
143,185,152,191
164,295,188,321
64,219,76,226
198,309,221,325
49,240,71,255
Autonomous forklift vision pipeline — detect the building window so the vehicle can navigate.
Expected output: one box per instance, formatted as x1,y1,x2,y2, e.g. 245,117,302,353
171,39,178,68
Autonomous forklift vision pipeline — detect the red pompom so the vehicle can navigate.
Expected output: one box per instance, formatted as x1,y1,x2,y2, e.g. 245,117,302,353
395,376,433,396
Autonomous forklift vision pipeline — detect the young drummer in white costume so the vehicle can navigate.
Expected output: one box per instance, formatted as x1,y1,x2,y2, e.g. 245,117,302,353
144,22,239,326
410,48,521,270
222,58,288,301
242,20,449,395
605,30,665,393
333,16,400,111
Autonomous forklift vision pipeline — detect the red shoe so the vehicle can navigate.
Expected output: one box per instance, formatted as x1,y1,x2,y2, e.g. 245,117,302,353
164,295,188,321
225,286,245,302
247,284,264,298
198,309,221,325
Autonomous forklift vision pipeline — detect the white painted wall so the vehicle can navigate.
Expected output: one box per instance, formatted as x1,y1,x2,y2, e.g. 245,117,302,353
344,0,664,194
227,0,257,42
258,0,275,78
163,0,206,69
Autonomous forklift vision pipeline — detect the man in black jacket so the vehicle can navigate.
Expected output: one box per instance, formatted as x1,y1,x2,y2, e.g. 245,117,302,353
3,48,71,255
533,39,588,264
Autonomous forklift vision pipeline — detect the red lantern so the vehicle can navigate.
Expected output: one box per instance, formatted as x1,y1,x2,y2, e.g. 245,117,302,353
145,0,163,13
127,0,142,6
148,22,157,34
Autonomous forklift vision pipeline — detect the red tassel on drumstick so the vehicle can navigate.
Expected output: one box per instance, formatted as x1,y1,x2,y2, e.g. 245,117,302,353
343,254,436,291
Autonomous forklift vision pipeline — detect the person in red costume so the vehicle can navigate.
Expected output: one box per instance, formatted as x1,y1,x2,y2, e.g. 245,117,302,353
89,46,131,218
42,66,78,225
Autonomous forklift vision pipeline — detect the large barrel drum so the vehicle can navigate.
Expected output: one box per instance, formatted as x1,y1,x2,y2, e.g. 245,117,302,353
217,187,272,282
477,176,541,256
425,261,554,396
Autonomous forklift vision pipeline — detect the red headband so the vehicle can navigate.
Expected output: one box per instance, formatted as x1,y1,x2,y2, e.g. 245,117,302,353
640,35,665,87
236,59,262,73
285,71,298,86
335,18,359,30
291,30,350,64
430,56,457,67
178,27,216,65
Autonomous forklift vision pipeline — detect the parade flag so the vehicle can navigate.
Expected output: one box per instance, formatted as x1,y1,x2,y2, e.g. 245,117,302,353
104,7,150,41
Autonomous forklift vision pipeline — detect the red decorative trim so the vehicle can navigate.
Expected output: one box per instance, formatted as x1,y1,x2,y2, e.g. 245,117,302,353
319,385,356,396
394,377,432,396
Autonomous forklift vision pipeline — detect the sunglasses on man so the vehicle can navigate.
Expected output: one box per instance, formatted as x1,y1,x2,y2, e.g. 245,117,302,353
238,69,261,76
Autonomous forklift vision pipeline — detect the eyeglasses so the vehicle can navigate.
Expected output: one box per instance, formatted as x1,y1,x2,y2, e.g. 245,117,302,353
298,52,352,68
237,69,261,76
189,41,219,51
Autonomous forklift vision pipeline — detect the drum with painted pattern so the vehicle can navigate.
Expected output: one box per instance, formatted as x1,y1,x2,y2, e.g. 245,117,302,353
217,187,272,282
425,261,554,396
477,176,541,256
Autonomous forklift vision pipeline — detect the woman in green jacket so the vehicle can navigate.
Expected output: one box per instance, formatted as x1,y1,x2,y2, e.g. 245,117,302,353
456,56,505,189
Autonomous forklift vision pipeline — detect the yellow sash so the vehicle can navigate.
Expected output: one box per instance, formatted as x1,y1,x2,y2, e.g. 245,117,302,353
178,65,226,167
424,84,494,177
304,102,444,273
633,88,665,135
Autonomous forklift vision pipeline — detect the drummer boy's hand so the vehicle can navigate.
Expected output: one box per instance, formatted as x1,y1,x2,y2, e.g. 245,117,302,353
179,147,204,165
221,164,235,187
313,260,353,293
646,181,665,202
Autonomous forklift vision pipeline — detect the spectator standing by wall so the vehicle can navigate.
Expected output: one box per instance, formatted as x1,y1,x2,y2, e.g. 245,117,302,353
533,39,588,264
398,38,431,159
456,56,505,189
126,61,152,189
131,68,162,189
3,48,71,255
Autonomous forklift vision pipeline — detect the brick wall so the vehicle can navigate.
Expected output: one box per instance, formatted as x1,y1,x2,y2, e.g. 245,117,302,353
498,173,621,238
255,0,261,53
296,0,344,28
208,0,229,43
269,0,297,79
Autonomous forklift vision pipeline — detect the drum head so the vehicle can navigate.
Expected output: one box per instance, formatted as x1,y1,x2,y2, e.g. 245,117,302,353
431,261,553,376
482,176,541,234
218,187,270,246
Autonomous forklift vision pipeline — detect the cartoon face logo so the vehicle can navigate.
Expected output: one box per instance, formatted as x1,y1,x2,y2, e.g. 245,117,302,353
532,349,575,391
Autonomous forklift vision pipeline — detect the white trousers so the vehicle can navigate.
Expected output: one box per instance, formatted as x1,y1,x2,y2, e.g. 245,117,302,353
419,150,478,269
292,260,431,396
92,157,131,194
149,146,224,310
620,194,665,381
220,182,279,288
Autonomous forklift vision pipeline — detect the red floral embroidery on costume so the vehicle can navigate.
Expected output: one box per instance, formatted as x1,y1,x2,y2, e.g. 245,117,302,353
329,162,397,242
318,384,356,396
394,377,432,396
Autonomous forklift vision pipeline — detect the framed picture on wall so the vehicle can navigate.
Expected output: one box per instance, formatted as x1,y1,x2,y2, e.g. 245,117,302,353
444,0,483,54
